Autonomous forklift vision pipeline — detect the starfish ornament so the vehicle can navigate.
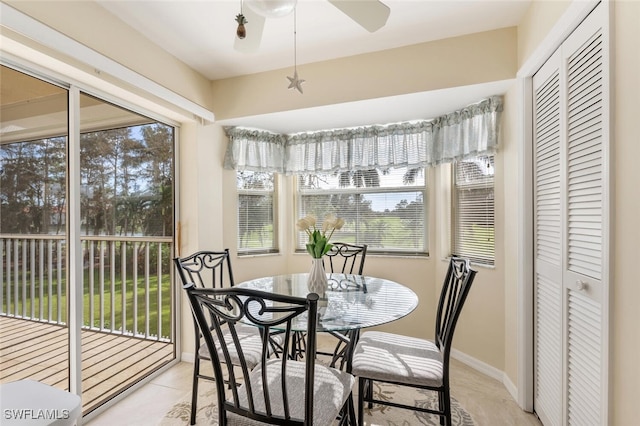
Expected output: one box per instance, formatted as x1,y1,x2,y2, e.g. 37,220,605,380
287,70,305,94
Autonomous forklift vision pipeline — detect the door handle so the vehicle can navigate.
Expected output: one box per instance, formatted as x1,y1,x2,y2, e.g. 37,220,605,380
575,280,588,291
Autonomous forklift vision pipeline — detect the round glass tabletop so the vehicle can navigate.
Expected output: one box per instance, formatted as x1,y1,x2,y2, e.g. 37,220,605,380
237,273,418,332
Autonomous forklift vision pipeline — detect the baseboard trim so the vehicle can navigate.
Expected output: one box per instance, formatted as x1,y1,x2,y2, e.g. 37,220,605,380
451,349,519,404
181,351,195,363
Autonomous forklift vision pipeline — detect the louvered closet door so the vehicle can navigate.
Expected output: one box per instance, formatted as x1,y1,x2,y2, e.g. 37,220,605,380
533,48,563,425
561,6,608,424
533,48,564,426
532,3,609,425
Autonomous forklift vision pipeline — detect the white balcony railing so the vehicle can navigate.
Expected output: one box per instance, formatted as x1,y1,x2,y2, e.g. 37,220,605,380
0,235,173,343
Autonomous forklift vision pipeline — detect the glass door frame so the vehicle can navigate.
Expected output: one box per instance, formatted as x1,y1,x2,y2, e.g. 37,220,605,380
68,85,82,396
1,60,181,416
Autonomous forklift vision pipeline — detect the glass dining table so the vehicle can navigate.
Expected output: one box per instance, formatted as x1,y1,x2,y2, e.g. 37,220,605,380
236,272,419,371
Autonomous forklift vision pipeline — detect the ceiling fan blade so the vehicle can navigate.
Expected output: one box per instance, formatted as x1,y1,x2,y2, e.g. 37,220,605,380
328,0,390,33
234,7,266,53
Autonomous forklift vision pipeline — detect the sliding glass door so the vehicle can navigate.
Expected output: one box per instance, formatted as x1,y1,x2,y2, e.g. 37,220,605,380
0,64,177,415
0,65,71,393
78,93,176,412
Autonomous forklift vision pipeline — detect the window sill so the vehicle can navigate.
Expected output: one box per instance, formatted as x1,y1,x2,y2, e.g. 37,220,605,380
442,256,495,270
237,251,281,258
293,250,429,259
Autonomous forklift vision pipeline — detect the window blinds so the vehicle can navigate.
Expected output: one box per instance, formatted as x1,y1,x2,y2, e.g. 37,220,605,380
452,155,495,265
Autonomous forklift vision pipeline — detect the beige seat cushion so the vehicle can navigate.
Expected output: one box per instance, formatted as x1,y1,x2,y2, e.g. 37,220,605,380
351,330,443,387
227,359,355,425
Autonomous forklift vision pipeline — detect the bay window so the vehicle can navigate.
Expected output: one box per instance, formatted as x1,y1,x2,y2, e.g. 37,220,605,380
224,96,503,259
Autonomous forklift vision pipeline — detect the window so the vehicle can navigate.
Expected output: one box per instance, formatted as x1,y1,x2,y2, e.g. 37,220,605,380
297,166,427,255
452,155,495,266
237,171,277,254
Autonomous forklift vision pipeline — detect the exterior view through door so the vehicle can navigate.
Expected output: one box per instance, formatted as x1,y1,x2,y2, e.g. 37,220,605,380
0,64,177,415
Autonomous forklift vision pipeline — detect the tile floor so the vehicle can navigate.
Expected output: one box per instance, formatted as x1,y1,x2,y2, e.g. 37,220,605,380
85,354,541,426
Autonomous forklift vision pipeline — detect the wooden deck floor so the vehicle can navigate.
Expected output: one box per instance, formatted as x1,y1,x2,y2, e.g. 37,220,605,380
0,315,175,415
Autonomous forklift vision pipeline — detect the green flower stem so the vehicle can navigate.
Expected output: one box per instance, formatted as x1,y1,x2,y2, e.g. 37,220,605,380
299,214,342,258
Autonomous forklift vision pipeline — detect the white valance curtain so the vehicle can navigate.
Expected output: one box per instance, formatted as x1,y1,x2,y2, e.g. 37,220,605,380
224,95,502,174
223,128,287,173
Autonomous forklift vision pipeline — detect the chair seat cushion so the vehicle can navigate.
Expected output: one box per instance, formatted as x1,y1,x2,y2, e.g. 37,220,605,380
199,324,281,368
227,359,355,425
351,331,444,387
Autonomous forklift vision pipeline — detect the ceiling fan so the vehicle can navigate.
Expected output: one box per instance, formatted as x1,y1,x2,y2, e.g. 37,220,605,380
234,0,391,53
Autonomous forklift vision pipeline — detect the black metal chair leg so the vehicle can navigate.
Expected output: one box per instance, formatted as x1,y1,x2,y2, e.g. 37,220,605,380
366,378,373,409
190,358,199,425
443,390,452,426
357,377,365,426
347,393,356,425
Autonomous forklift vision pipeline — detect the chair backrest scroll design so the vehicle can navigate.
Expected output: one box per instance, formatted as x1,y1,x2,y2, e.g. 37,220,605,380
326,242,368,274
173,249,234,289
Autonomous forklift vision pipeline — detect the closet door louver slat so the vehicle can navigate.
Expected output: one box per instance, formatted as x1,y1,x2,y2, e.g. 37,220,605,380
535,273,563,426
534,70,562,267
567,292,602,425
566,30,604,280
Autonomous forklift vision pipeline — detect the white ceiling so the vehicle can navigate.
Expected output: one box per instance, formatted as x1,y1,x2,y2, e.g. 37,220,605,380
96,0,531,132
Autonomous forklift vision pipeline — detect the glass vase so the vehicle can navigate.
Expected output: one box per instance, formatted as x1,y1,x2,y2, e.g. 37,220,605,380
307,257,328,297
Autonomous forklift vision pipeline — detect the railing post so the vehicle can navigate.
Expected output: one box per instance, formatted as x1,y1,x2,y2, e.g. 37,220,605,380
121,241,127,335
157,242,162,340
30,240,35,319
56,239,62,324
100,240,105,330
22,238,27,318
133,241,138,337
47,240,53,322
144,242,150,338
39,240,44,321
13,239,18,316
110,240,116,333
89,241,94,329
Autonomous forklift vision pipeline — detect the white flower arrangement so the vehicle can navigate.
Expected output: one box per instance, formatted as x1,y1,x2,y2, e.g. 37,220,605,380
296,214,345,259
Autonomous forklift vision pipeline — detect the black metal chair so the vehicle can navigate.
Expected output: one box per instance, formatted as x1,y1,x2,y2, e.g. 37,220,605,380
183,284,356,425
321,243,368,369
174,250,283,425
325,242,368,274
292,243,368,368
351,256,477,426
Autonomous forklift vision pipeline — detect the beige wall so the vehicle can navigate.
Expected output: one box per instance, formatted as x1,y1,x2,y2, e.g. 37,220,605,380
211,27,517,119
610,1,640,423
4,0,638,422
500,82,520,385
517,0,572,68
